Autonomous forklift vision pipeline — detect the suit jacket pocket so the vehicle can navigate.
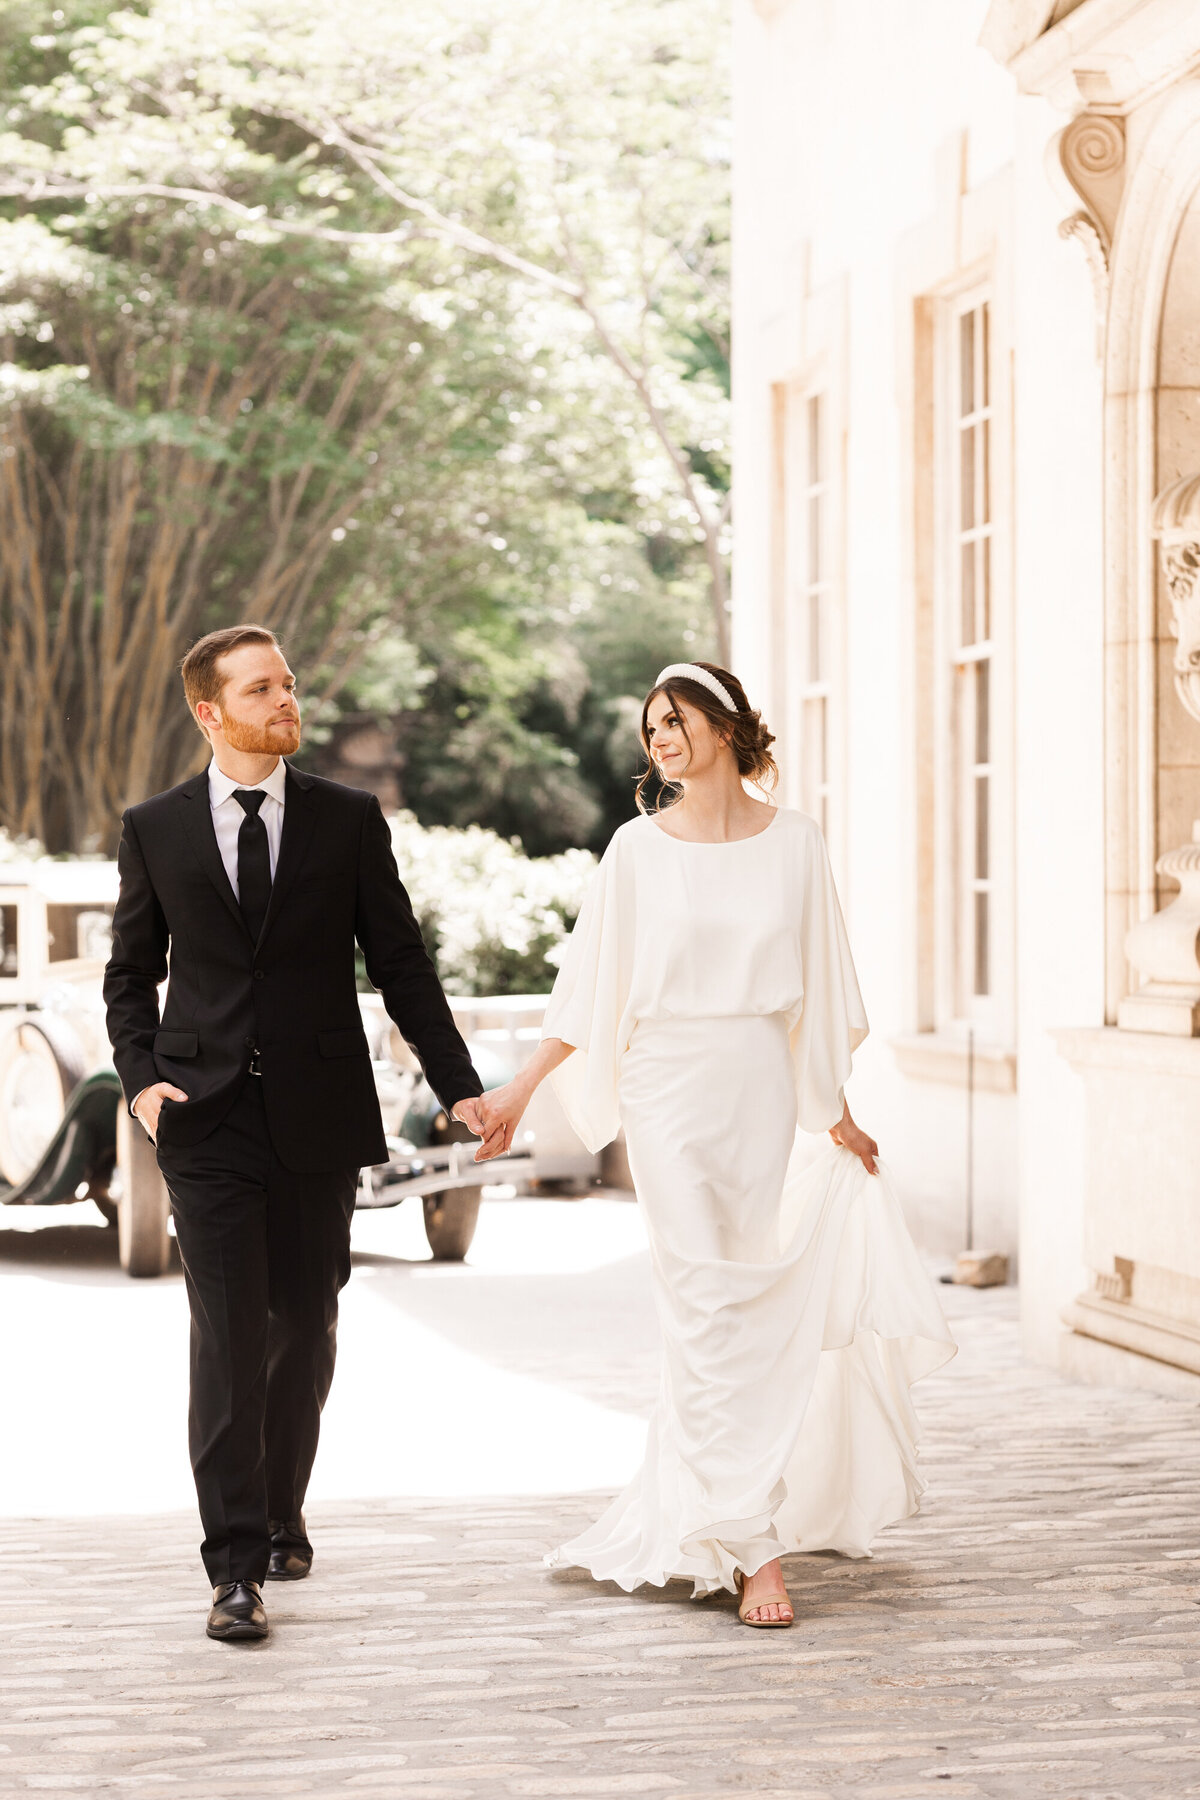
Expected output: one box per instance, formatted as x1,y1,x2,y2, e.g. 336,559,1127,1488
154,1029,198,1058
318,1026,370,1059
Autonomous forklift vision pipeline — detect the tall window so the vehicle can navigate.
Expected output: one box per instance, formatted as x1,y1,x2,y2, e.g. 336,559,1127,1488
952,300,993,1014
776,376,841,850
799,393,831,835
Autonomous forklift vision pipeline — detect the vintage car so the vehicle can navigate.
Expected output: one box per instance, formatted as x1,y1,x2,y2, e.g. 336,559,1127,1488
0,859,119,1188
0,860,596,1276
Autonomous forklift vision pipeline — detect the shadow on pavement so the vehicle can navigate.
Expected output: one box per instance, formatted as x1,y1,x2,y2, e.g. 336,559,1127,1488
0,1211,183,1281
349,1248,434,1270
358,1249,660,1411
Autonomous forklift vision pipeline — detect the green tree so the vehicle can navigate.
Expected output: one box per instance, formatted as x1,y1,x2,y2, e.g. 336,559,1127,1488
0,0,728,852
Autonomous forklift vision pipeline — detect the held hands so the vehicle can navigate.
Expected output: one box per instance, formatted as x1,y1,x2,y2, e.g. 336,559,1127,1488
450,1041,571,1164
451,1094,509,1163
133,1081,188,1144
457,1077,533,1163
829,1103,879,1176
135,1086,508,1158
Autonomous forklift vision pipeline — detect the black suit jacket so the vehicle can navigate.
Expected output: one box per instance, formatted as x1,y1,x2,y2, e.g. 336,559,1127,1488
103,765,482,1172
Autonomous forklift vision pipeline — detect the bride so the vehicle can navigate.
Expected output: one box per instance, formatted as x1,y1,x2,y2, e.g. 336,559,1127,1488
475,661,955,1627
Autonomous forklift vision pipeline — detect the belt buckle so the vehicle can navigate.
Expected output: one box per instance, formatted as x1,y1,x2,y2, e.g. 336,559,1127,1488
248,1047,263,1077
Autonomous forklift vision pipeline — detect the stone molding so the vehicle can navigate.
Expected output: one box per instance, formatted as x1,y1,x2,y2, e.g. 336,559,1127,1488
1053,1021,1200,1074
1065,1283,1200,1376
979,3,1075,68
1055,1026,1200,1376
890,1033,1018,1094
1060,1323,1200,1392
982,0,1200,114
1068,1251,1200,1375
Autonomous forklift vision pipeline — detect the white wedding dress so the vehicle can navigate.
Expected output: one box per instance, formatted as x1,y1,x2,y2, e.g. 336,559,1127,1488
540,807,955,1596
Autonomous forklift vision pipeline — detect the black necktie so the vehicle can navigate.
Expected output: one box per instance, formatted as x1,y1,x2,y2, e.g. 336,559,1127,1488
233,789,272,942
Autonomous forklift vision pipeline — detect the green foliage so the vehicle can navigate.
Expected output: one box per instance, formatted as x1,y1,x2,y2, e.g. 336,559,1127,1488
384,811,597,997
0,0,727,853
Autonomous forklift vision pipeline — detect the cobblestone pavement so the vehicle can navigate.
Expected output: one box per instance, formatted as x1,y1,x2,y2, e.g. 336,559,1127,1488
5,1215,1200,1798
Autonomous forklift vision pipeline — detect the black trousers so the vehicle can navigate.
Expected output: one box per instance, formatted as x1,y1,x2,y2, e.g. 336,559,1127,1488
156,1077,358,1586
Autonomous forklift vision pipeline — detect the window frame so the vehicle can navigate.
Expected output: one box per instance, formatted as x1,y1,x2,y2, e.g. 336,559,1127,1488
776,377,844,865
795,391,832,837
931,279,1009,1040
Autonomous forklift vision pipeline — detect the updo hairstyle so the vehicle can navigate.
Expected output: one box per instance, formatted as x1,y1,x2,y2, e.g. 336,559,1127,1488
635,662,778,812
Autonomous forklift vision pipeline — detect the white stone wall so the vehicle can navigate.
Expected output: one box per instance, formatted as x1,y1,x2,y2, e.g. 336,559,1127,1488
1009,97,1105,1361
732,0,1109,1356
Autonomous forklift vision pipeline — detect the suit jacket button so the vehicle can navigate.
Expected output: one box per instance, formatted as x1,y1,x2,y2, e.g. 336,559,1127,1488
253,969,264,980
244,1036,255,1047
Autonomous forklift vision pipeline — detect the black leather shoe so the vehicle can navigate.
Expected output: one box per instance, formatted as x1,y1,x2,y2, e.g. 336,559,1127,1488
206,1580,269,1641
267,1518,313,1582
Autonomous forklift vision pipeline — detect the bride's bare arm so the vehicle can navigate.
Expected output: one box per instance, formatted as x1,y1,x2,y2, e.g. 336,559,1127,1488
473,1037,576,1162
829,1099,879,1176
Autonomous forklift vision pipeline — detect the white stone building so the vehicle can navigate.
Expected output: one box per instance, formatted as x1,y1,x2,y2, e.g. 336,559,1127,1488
732,0,1200,1387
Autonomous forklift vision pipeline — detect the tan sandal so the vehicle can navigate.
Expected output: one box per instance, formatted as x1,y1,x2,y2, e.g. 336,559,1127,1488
734,1568,794,1629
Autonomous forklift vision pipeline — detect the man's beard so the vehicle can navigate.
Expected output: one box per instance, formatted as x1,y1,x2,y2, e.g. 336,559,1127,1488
221,713,302,756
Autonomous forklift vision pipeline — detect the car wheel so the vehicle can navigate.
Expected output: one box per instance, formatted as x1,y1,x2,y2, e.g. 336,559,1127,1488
421,1190,482,1261
0,1012,88,1186
114,1109,173,1277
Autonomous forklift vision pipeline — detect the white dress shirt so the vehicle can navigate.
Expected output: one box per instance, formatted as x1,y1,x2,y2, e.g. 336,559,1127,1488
208,756,287,898
132,758,289,1121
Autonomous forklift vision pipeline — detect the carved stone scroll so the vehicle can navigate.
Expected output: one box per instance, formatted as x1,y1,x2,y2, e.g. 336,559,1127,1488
1058,111,1126,251
1054,115,1124,355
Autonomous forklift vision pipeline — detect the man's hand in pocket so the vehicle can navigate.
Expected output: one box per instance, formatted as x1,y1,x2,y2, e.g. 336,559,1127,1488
133,1082,189,1144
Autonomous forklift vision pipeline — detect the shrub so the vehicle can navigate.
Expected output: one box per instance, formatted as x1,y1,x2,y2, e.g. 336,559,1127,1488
386,812,597,996
0,822,596,1001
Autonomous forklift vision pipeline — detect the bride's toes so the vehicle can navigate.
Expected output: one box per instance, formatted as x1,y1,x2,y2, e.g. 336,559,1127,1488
736,1564,794,1627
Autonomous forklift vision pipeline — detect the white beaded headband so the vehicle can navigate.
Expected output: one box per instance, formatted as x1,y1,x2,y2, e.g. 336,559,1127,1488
655,663,739,714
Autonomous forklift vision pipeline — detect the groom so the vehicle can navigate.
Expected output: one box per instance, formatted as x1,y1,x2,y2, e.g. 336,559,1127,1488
104,625,491,1642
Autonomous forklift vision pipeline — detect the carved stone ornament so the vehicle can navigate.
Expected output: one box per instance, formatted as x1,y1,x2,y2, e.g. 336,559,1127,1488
1152,472,1200,724
1118,473,1200,1036
1058,112,1125,252
1058,212,1110,354
1053,114,1124,356
1119,827,1200,1036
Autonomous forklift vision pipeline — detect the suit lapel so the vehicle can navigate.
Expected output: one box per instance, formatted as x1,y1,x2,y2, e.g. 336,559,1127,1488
255,765,318,951
179,771,248,936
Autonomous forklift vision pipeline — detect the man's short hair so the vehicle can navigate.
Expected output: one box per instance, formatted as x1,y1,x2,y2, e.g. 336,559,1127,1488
181,625,281,733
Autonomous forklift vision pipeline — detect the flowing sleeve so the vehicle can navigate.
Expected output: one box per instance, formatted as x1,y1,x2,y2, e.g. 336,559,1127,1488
540,830,635,1154
789,824,869,1134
